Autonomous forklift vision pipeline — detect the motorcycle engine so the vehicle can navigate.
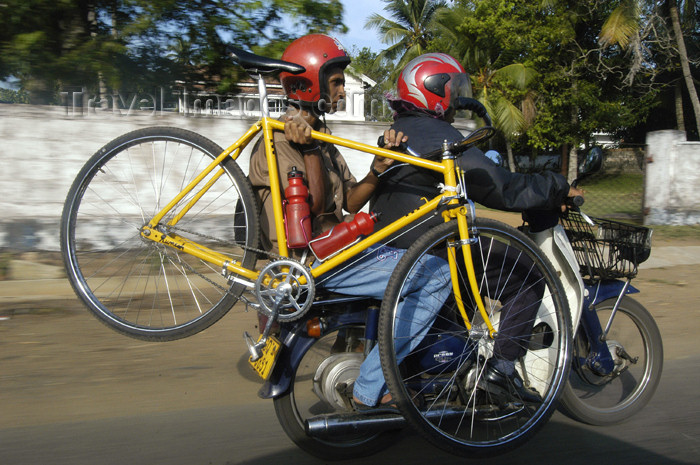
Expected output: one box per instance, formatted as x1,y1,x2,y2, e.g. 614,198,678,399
312,352,363,410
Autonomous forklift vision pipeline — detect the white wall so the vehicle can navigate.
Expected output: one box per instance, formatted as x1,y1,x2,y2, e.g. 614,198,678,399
644,130,700,225
0,104,387,250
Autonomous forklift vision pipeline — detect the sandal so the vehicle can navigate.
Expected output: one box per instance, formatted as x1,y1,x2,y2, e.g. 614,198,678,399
338,382,400,413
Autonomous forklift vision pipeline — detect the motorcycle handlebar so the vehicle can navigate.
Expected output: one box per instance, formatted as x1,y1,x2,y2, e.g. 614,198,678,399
567,195,585,209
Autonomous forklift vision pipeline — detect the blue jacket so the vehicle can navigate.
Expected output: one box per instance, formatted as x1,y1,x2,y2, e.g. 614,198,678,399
370,112,570,248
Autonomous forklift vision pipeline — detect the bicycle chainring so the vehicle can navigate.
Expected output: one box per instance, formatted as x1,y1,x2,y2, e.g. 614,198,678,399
255,259,315,322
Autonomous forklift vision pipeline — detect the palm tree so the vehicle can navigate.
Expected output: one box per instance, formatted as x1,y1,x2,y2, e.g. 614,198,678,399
471,63,538,172
600,0,700,137
365,0,447,73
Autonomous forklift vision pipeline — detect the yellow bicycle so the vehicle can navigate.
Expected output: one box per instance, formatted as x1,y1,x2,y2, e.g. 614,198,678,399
60,48,572,458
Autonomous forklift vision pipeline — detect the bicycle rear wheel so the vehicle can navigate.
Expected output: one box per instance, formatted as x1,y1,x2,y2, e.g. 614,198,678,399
379,218,571,457
61,127,259,341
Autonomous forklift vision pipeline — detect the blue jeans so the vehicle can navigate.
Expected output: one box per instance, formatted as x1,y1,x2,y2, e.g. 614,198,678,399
315,244,452,406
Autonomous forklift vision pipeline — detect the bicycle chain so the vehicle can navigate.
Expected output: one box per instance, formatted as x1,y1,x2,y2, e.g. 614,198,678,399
168,224,283,261
160,225,287,305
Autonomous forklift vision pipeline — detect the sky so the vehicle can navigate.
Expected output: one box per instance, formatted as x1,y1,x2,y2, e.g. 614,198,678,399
337,0,388,53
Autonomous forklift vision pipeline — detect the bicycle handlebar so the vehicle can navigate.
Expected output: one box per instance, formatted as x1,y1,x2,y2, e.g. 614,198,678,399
377,125,497,160
454,97,492,126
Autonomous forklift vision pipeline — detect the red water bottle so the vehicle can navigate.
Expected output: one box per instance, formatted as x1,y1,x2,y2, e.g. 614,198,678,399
284,167,312,248
309,212,379,260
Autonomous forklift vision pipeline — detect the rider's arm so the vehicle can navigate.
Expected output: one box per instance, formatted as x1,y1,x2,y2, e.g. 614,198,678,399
344,129,406,214
283,114,327,216
458,149,572,212
300,147,326,216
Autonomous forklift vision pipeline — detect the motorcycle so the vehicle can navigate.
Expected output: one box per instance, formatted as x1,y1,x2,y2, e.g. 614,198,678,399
525,148,663,426
260,149,663,460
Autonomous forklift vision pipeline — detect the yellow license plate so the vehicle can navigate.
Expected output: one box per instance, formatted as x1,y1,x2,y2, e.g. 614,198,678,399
249,335,281,380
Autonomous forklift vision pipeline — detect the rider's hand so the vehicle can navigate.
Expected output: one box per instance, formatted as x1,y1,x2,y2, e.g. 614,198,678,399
370,129,406,176
562,186,585,212
382,129,407,149
371,155,394,175
284,111,315,146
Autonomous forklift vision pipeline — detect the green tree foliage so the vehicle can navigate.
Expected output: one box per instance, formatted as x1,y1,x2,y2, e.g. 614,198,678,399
348,47,395,120
365,0,447,73
429,1,664,170
0,0,346,103
0,87,29,104
598,0,700,138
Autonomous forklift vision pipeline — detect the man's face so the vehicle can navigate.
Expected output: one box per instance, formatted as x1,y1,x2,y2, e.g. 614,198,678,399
325,67,346,113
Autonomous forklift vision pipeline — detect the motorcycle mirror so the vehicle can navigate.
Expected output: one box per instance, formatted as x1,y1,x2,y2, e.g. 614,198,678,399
573,147,603,186
578,147,603,176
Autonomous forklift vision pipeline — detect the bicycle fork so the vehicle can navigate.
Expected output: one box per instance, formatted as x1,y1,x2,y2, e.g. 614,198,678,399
443,165,497,340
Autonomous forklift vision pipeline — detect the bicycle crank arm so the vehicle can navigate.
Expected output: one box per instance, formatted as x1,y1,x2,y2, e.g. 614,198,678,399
243,331,264,361
244,304,281,362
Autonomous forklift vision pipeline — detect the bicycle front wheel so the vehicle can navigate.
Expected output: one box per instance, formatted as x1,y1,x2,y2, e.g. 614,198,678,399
61,127,260,341
379,218,571,457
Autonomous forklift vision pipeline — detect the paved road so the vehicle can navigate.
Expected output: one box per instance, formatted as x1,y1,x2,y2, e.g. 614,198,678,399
1,356,699,465
2,293,699,465
1,240,699,464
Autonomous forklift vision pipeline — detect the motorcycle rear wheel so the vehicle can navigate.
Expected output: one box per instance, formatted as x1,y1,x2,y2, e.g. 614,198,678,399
273,325,397,460
560,296,663,425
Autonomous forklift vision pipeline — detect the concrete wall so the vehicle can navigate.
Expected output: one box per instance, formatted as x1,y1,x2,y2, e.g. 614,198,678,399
644,130,700,225
8,104,695,252
0,103,390,251
605,148,645,174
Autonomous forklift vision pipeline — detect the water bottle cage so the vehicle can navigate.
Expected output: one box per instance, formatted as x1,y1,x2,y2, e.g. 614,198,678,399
308,234,363,263
282,199,313,249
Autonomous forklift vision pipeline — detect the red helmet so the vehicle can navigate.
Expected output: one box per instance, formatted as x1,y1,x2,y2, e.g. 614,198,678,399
397,53,472,114
280,34,351,111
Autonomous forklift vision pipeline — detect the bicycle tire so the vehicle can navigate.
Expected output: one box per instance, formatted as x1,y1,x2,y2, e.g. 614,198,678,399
273,323,397,460
379,218,571,457
559,296,663,425
60,127,260,341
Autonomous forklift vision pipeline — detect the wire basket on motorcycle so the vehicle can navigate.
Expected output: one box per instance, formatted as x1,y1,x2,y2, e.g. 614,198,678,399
561,210,653,280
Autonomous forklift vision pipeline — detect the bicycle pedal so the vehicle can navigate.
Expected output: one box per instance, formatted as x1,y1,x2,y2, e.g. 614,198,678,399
244,301,260,313
243,331,263,361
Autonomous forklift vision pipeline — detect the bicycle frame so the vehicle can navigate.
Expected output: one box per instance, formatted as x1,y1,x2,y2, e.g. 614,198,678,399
139,116,496,335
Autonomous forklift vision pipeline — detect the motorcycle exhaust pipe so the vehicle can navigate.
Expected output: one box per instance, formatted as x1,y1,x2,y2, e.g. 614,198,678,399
306,408,470,438
306,411,406,437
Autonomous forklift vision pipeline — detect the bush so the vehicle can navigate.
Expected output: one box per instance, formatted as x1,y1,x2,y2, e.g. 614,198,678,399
0,88,29,104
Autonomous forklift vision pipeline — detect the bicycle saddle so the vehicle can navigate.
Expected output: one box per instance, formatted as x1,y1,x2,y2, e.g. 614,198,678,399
228,47,306,75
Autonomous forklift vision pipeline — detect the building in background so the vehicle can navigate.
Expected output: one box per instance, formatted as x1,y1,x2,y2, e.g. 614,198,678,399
176,70,376,121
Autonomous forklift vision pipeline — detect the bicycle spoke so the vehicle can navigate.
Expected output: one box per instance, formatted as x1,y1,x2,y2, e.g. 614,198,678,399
380,219,571,456
62,127,259,340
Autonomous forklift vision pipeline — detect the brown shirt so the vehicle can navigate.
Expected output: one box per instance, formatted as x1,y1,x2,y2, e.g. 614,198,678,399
248,127,357,255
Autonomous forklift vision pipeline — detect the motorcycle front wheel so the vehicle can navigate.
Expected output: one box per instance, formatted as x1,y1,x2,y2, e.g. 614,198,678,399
560,296,663,425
